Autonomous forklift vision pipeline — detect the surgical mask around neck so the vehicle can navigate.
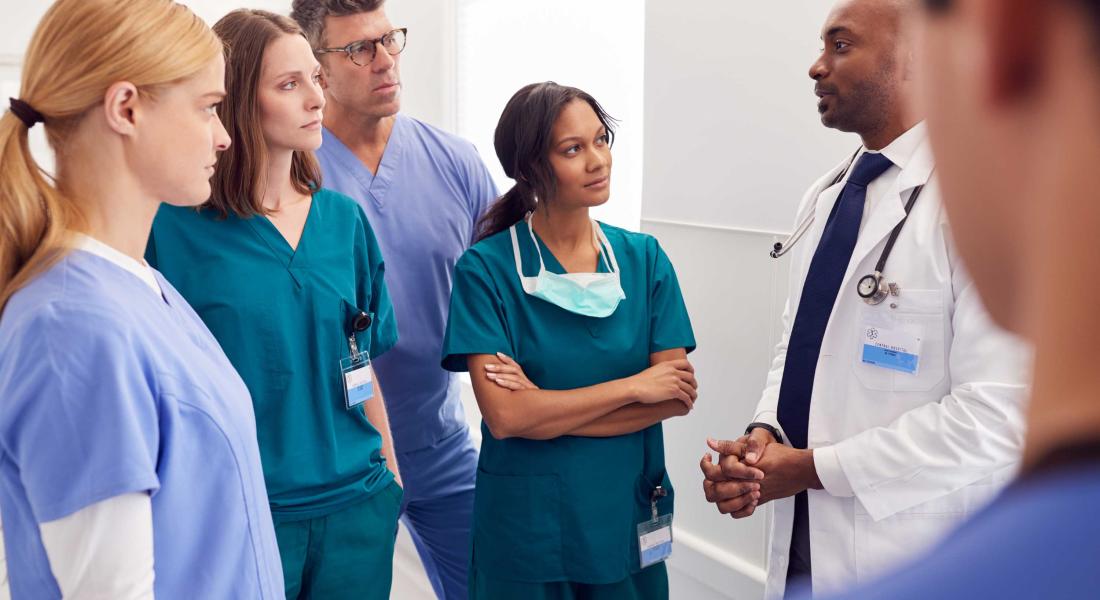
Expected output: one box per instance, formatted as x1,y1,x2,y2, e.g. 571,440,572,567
509,213,626,318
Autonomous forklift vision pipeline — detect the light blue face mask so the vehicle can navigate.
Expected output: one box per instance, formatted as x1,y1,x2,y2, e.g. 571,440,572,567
510,214,626,319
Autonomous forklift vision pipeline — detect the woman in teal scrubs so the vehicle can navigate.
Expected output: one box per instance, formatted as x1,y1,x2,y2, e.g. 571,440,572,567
442,82,698,599
146,10,402,599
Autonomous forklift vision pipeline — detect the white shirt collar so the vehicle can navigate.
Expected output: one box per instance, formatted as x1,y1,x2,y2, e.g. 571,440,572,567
865,121,927,171
72,234,162,296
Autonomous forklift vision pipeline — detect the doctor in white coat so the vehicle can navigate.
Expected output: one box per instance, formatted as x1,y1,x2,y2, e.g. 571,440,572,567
701,1,1030,598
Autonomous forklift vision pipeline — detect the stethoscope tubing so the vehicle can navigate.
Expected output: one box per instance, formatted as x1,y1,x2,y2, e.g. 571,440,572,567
769,148,930,304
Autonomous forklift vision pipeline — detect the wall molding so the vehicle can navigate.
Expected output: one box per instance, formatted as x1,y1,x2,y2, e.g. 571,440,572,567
0,54,20,67
641,216,789,239
669,524,767,599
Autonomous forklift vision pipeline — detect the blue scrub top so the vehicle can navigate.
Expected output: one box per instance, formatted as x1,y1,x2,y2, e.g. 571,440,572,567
816,462,1100,599
442,221,696,584
0,251,283,599
317,115,498,454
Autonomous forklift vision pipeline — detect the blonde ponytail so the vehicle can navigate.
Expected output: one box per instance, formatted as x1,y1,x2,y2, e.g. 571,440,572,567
0,108,72,309
0,0,222,309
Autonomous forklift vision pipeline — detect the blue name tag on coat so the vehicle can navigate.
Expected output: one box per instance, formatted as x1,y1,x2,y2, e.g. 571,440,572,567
861,325,922,375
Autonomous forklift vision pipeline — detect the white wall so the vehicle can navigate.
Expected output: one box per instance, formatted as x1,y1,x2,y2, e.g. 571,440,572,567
642,2,856,599
453,0,645,230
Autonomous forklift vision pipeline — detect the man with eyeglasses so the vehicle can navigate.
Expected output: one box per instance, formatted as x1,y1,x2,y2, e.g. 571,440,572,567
290,2,498,599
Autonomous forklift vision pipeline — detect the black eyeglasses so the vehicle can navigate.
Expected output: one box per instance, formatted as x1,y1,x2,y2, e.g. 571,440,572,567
315,28,408,67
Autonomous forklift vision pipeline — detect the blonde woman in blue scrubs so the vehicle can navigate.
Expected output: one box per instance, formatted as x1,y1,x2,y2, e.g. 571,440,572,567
147,10,401,599
442,82,699,599
0,1,282,597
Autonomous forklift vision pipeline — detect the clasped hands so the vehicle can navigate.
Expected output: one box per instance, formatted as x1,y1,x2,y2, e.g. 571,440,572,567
700,428,823,518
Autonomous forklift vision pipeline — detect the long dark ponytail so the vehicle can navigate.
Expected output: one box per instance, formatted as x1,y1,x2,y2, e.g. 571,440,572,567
476,81,616,242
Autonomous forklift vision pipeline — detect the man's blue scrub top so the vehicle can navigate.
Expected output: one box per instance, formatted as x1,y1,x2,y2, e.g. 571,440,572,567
316,114,498,454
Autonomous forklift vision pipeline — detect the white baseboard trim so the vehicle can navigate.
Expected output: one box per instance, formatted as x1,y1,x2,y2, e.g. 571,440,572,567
668,526,766,600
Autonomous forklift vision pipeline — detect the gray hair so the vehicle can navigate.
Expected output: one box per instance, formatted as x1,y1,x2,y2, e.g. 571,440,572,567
289,0,386,48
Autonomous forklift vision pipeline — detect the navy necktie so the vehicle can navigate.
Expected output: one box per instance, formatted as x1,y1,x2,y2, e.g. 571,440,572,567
777,152,894,449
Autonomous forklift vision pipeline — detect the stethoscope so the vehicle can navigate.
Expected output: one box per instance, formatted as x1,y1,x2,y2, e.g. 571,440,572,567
770,148,927,305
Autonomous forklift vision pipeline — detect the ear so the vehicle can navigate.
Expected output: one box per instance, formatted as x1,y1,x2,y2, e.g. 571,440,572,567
317,61,331,90
102,81,141,136
984,0,1048,104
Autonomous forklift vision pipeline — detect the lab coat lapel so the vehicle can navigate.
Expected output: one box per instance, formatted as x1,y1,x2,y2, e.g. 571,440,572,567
839,140,936,298
797,163,850,281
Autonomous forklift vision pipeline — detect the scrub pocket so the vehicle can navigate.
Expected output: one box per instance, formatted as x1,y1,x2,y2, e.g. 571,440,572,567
472,470,563,581
382,479,403,520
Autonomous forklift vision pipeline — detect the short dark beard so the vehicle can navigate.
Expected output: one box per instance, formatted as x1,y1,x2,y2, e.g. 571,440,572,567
822,57,898,141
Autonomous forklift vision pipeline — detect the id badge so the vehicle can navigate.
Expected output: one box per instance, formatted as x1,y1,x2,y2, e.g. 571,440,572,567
340,353,374,409
638,485,673,568
861,324,922,375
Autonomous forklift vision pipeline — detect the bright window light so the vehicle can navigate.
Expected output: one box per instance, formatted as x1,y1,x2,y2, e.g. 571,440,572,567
454,0,645,230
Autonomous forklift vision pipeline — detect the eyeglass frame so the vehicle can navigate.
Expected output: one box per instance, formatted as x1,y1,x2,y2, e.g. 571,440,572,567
314,28,408,67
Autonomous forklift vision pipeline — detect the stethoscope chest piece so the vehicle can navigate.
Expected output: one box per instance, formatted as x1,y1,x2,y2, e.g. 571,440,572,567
858,273,890,305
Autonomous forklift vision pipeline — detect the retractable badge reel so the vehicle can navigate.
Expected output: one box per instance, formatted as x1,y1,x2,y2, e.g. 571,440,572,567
340,311,374,409
637,485,673,568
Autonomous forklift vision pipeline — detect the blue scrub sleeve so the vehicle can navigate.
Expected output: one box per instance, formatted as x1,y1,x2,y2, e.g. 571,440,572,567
2,304,160,523
462,144,500,244
355,206,398,359
648,238,697,354
441,252,513,372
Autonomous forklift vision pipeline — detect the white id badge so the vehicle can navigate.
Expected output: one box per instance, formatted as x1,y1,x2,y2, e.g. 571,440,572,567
340,353,374,409
638,514,673,568
638,485,673,568
861,323,922,375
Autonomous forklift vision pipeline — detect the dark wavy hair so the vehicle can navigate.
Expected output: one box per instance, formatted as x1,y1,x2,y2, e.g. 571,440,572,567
476,82,617,242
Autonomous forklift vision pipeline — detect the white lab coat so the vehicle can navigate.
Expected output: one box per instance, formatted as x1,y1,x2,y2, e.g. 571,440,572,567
753,135,1031,599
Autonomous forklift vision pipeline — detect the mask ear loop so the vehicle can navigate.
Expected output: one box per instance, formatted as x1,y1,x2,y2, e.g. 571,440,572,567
524,212,549,274
592,221,619,274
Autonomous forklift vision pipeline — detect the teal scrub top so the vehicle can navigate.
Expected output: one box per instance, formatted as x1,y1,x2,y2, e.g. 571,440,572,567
148,188,398,521
441,221,695,584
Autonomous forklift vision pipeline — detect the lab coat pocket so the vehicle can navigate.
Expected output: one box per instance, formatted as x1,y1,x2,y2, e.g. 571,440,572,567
472,470,563,581
852,507,956,584
852,289,947,393
852,476,1000,583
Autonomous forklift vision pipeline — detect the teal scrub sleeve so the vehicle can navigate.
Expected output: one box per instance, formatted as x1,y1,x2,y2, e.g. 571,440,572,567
355,206,398,359
441,252,513,372
144,227,158,269
648,238,697,354
4,306,160,522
